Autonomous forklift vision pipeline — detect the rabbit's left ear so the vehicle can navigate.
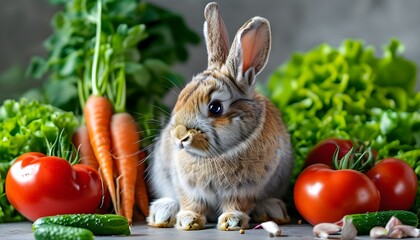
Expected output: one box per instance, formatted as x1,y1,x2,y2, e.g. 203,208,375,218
225,17,271,89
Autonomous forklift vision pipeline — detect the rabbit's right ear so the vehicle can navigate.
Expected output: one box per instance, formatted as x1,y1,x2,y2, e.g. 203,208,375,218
204,2,230,69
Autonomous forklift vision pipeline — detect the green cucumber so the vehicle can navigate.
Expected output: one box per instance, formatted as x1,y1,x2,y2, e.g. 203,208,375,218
344,210,418,235
34,225,94,240
32,214,130,236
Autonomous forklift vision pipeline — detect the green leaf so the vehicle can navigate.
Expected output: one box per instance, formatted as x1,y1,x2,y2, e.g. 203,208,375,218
60,50,84,76
44,79,79,110
376,39,417,92
123,24,147,48
125,62,150,88
26,57,48,79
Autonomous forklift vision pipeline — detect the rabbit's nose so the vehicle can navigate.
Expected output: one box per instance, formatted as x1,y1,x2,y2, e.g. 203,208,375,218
172,125,191,148
172,125,188,140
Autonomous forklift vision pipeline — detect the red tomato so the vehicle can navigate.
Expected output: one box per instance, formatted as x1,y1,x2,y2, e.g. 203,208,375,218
366,158,418,211
5,152,103,222
294,163,380,225
304,138,354,168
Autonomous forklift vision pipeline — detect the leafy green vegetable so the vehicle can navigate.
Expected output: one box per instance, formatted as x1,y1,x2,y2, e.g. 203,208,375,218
0,98,79,222
265,39,420,187
26,0,199,143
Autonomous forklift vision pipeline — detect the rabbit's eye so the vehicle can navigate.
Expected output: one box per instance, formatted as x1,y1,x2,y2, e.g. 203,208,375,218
208,101,223,116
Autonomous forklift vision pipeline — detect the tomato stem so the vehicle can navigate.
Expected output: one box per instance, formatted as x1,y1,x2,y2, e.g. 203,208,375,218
332,144,375,172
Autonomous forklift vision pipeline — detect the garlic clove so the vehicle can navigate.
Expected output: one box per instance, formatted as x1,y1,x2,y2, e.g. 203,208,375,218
257,221,282,237
313,222,341,238
390,225,420,238
385,216,403,231
388,228,405,239
370,226,388,239
341,218,358,240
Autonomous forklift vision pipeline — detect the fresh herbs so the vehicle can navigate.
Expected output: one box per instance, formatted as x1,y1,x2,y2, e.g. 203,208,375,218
27,0,200,143
265,39,420,184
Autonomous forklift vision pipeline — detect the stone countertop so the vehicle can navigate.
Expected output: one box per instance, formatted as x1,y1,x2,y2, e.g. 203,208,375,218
0,221,400,240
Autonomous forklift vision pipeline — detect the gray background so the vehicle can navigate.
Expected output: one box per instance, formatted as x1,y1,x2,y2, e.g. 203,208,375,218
1,0,420,101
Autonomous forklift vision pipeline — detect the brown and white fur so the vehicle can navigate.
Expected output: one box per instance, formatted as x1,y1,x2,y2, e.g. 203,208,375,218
147,2,294,231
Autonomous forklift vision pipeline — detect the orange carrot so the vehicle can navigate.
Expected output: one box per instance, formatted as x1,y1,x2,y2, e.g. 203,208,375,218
135,150,149,218
111,112,141,224
84,95,118,213
72,125,99,170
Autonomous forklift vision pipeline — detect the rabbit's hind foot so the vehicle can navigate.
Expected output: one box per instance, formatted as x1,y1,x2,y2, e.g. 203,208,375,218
251,198,291,224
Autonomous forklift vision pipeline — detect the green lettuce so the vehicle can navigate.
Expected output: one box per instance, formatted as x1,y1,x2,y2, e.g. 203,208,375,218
265,39,420,186
0,98,79,222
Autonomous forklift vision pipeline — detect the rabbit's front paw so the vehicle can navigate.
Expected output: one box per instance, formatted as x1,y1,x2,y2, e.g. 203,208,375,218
147,197,179,228
251,198,291,224
217,211,250,231
176,210,206,230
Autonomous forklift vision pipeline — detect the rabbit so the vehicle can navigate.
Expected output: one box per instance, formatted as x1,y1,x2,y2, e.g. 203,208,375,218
147,2,294,231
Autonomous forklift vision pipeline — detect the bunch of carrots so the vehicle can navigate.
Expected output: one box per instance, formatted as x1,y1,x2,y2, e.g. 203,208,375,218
73,97,150,224
72,0,149,225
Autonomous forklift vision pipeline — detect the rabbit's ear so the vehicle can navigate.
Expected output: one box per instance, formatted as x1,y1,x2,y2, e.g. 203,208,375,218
226,17,271,89
204,2,230,69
